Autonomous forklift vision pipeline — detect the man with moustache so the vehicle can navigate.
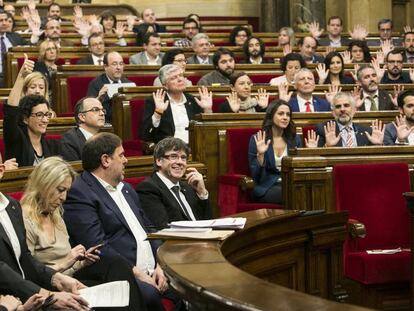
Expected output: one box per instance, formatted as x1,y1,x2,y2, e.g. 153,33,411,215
403,32,414,63
197,48,235,85
315,92,385,147
378,50,412,84
240,36,273,64
356,65,395,111
384,90,414,145
61,97,106,161
136,137,211,230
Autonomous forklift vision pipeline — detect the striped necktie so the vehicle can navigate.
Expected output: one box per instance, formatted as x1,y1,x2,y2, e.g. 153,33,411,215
346,127,354,147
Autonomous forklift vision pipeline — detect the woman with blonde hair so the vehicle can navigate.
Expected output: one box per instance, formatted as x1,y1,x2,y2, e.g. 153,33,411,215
33,40,59,93
278,27,296,47
21,157,146,311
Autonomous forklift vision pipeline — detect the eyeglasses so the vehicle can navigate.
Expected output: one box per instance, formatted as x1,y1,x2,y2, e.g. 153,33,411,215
81,107,107,114
163,154,187,162
91,42,104,48
30,112,53,119
174,58,187,63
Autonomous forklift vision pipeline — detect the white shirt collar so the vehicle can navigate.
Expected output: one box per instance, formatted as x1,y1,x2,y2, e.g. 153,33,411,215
145,51,159,63
78,127,94,141
249,56,262,64
92,173,124,192
0,192,10,212
362,90,379,99
156,171,179,190
167,93,186,105
91,54,104,65
196,55,209,64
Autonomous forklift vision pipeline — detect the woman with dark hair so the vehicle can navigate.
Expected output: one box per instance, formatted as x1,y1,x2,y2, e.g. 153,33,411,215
228,26,252,47
248,100,317,203
134,23,155,46
316,51,354,85
186,13,203,32
99,10,117,34
219,72,269,113
348,40,372,63
269,52,305,85
153,48,193,86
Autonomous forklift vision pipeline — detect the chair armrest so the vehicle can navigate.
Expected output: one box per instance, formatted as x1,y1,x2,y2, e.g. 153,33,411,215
348,218,366,238
239,176,254,191
218,174,255,190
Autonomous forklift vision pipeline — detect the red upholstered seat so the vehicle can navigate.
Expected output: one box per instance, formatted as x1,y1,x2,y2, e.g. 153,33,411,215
218,128,282,216
250,74,276,84
129,75,158,87
66,76,95,113
121,99,146,157
334,162,411,285
7,191,23,201
123,176,146,189
186,75,201,85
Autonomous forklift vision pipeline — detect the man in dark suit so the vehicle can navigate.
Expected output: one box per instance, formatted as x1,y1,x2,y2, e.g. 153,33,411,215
186,33,213,64
87,51,133,123
76,33,105,65
280,68,331,112
61,97,105,161
30,19,74,48
136,137,211,229
298,36,324,64
63,133,176,311
384,90,414,145
316,92,385,147
356,65,396,111
312,16,351,47
0,163,89,309
140,8,166,33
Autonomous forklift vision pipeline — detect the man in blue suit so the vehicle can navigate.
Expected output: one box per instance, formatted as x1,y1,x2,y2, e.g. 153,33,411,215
63,132,175,311
279,68,331,112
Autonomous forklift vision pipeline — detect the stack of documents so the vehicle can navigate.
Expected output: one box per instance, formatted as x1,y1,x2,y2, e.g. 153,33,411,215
169,217,247,230
148,228,234,240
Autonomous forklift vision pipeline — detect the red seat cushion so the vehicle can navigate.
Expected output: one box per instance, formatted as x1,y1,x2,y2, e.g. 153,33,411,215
7,191,23,201
66,76,95,113
123,176,146,189
227,128,259,175
129,99,146,140
129,75,158,87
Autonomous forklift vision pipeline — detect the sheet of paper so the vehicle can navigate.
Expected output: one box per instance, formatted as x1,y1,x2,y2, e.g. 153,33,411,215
169,217,246,229
105,82,136,98
148,229,234,240
366,248,402,255
79,281,129,307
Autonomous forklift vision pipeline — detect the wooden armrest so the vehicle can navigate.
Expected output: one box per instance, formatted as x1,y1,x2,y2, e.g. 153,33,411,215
348,220,366,238
239,176,254,191
142,141,155,155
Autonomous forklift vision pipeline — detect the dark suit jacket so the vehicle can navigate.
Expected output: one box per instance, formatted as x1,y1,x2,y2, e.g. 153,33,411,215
140,92,203,144
3,104,61,166
316,121,373,147
76,55,94,65
60,127,87,162
186,55,213,64
63,171,160,268
0,197,55,301
6,32,28,46
288,96,331,112
87,73,131,123
358,90,396,111
136,173,212,229
248,135,302,197
33,61,55,88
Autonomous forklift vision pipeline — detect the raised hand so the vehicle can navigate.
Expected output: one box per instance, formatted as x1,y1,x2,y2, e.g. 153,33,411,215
20,7,30,21
371,58,385,82
74,18,91,38
389,84,405,108
27,18,43,38
278,82,293,102
195,86,213,112
349,24,368,41
282,44,292,56
304,129,319,148
152,89,169,113
185,167,207,196
324,84,342,104
73,5,83,20
409,67,414,83
115,22,125,38
316,63,329,84
20,53,34,78
255,88,269,109
88,14,99,27
254,130,271,155
126,15,137,31
308,21,324,39
380,39,394,58
340,50,352,64
324,120,341,147
351,85,363,109
365,119,384,145
404,25,413,33
376,51,385,64
27,0,36,12
393,115,414,142
350,63,360,82
225,91,240,112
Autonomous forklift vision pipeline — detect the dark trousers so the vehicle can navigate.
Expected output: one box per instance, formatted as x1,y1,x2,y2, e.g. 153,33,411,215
74,256,147,311
254,184,282,204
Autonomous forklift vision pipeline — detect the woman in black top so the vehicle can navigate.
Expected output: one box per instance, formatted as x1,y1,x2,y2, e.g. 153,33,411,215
219,72,269,113
33,40,58,97
316,51,354,85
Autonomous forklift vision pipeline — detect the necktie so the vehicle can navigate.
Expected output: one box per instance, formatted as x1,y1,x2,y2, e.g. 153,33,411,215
0,36,6,55
305,101,312,112
98,59,103,65
346,127,354,147
367,96,378,111
171,186,191,220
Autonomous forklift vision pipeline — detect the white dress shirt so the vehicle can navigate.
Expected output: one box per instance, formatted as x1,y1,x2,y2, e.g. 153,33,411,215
0,193,25,277
93,175,156,274
145,52,160,65
91,54,104,66
0,34,12,72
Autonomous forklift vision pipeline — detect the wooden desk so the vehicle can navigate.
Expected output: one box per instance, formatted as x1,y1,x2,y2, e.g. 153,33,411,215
157,208,372,310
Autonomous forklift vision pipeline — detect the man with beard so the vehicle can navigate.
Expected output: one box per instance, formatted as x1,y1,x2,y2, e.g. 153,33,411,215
31,19,74,47
136,137,211,230
384,90,414,145
356,65,395,111
240,36,273,64
197,48,235,85
379,50,412,84
403,32,414,63
316,92,385,147
174,18,199,48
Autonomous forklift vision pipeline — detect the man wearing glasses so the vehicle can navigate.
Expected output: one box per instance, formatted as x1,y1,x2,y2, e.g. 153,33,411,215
77,33,105,65
61,97,106,161
174,17,199,48
377,50,413,84
136,137,212,229
368,19,402,46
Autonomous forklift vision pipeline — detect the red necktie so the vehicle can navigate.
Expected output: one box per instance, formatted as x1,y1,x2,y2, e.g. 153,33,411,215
305,101,312,112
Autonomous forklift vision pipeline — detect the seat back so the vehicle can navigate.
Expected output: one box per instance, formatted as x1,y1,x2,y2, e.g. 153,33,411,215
129,99,146,140
334,162,411,250
66,76,95,113
226,128,260,175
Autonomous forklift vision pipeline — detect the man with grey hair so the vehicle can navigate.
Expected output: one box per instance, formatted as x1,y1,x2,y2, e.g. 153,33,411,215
61,97,106,161
140,64,213,145
187,33,213,64
315,92,385,147
367,18,402,46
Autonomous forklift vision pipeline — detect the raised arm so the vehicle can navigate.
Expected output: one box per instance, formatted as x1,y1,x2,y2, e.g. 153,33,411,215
8,54,34,107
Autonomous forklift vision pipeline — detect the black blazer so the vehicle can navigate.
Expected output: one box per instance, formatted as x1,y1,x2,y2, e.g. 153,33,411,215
316,121,372,147
6,32,28,46
136,173,212,229
358,90,396,111
33,62,55,89
0,197,55,301
140,92,203,144
87,73,131,123
76,55,94,65
3,104,61,167
60,127,87,162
